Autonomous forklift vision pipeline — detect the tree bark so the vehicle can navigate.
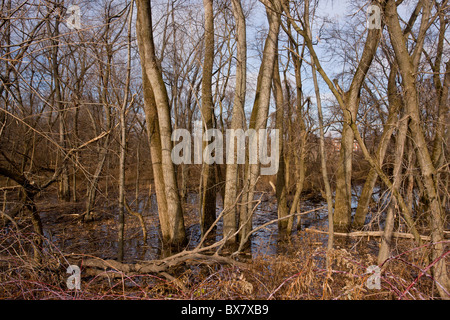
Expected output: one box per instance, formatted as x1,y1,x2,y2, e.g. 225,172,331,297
353,65,401,229
353,0,424,228
303,0,334,263
332,13,383,232
117,2,134,262
378,108,408,265
384,0,449,298
283,0,383,232
239,0,281,247
136,0,186,247
273,50,288,237
48,8,70,202
84,31,113,222
286,35,307,232
311,64,334,262
223,0,247,246
200,0,217,236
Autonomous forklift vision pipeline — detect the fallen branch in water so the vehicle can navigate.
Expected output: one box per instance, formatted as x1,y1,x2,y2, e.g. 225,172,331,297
71,252,247,274
124,200,147,243
305,228,450,241
66,249,248,291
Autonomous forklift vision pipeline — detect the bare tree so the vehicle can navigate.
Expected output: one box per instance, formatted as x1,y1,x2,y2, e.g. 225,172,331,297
117,0,135,262
199,0,217,236
272,47,289,237
136,0,186,248
222,0,247,246
238,0,281,247
303,0,334,261
282,0,383,232
383,0,449,298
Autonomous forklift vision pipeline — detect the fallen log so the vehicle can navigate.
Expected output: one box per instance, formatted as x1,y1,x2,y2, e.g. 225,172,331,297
305,228,450,241
66,251,248,283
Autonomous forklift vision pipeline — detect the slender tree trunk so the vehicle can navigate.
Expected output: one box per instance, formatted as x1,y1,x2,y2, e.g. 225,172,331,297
72,104,79,203
141,72,170,241
48,10,70,202
273,52,288,237
136,0,186,247
353,0,424,228
200,0,217,236
312,65,334,259
353,65,401,229
135,15,170,233
117,2,134,262
333,116,353,232
26,194,42,262
84,131,110,221
378,108,408,265
432,60,449,168
384,0,449,298
289,0,383,233
428,6,448,169
305,4,334,264
85,42,113,222
239,0,281,247
286,36,307,232
223,0,247,245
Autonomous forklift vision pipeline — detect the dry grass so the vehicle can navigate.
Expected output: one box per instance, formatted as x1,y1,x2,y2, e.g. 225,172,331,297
1,226,447,300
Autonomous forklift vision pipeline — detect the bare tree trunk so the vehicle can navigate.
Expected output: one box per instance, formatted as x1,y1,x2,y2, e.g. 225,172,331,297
140,71,170,241
284,0,383,233
353,65,401,229
305,2,334,264
223,0,247,246
72,99,80,203
353,0,424,228
273,51,288,237
425,3,448,169
378,108,408,265
286,35,307,232
384,0,449,298
135,138,141,204
333,118,353,232
200,0,217,236
239,0,281,247
117,2,134,262
136,0,186,247
333,15,382,231
84,131,110,221
84,38,113,222
48,8,70,202
311,67,334,259
431,58,449,163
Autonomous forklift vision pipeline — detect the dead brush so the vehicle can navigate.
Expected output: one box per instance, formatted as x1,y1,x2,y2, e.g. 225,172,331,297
0,228,71,299
378,241,450,300
270,252,319,299
324,248,371,300
0,230,178,299
183,266,256,300
1,227,447,300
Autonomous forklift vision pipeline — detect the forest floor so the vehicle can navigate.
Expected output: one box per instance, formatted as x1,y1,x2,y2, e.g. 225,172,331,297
0,189,446,300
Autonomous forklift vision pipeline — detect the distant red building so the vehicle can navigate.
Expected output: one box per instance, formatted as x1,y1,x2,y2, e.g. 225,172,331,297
328,137,360,152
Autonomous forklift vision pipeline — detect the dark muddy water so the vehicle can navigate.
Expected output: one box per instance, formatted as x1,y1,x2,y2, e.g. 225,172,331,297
38,189,381,263
38,193,321,261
